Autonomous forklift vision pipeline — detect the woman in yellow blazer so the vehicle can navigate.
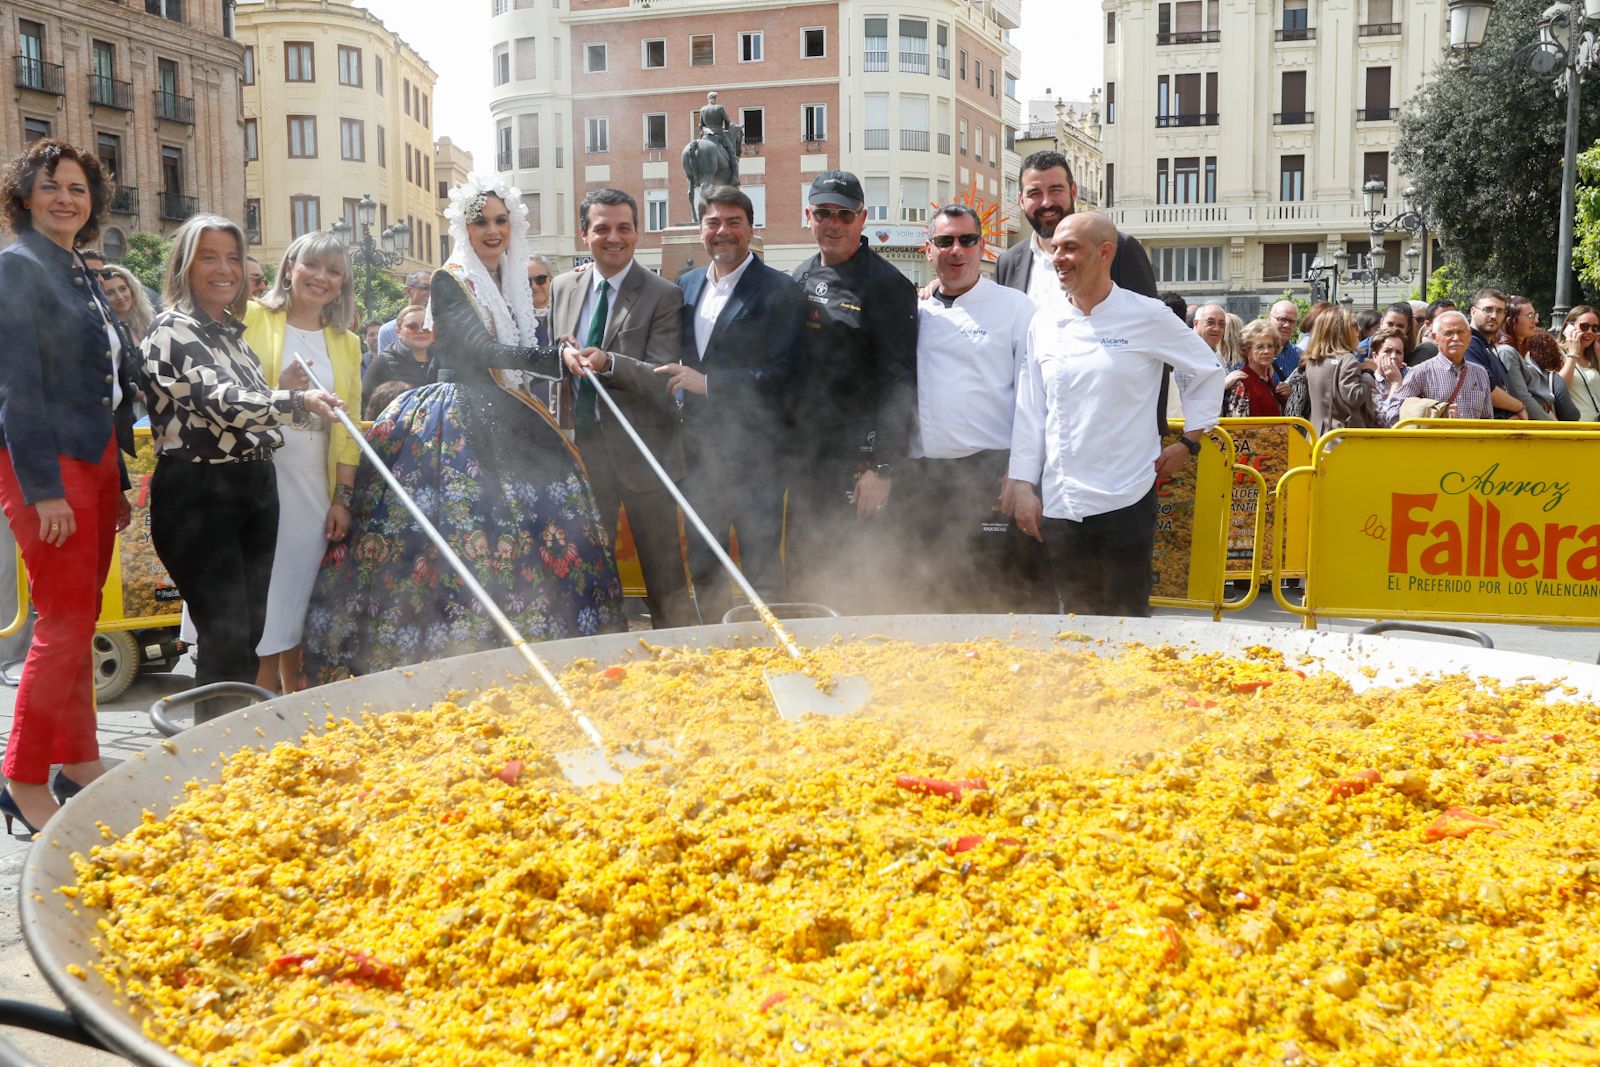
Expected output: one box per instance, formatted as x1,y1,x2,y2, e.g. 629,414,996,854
243,230,362,693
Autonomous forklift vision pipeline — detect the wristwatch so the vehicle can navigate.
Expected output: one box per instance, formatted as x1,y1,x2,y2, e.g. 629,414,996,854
1178,435,1201,456
872,463,893,478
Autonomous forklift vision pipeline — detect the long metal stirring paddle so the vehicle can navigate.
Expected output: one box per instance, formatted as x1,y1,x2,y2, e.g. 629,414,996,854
580,366,870,720
293,358,625,783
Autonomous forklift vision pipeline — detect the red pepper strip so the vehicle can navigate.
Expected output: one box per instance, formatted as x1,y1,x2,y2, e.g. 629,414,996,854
1184,697,1200,707
266,952,318,976
1293,669,1308,679
946,834,986,855
331,951,403,991
440,809,463,824
759,993,789,1012
1229,888,1260,909
895,776,990,800
1543,732,1569,744
496,760,524,785
1233,680,1272,693
601,666,627,681
1462,732,1506,745
1422,806,1504,842
1159,922,1183,966
1325,769,1381,803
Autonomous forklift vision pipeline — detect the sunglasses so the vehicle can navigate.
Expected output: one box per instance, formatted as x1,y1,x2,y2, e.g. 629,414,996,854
1575,322,1600,333
95,269,116,280
929,234,981,249
530,274,550,285
400,323,432,333
810,207,859,225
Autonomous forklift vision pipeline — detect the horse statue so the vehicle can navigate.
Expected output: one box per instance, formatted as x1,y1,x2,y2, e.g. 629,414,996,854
681,137,737,223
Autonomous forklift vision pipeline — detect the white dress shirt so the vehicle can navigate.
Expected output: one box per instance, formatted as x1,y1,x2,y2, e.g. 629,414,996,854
1025,234,1067,308
1009,284,1226,521
911,277,1037,459
693,252,755,361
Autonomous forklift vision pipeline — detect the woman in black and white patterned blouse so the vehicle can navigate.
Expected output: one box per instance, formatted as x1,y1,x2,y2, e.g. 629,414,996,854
140,214,343,722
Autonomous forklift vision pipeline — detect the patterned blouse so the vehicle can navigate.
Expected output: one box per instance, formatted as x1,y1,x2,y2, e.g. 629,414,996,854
142,304,295,461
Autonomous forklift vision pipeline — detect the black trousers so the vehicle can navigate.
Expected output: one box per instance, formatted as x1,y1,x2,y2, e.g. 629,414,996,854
582,444,693,629
150,458,278,720
784,454,899,617
680,458,785,626
1040,485,1158,618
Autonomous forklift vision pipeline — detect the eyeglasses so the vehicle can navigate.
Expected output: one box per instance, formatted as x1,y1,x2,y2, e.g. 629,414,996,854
400,323,431,333
1575,322,1600,333
96,269,116,280
530,274,550,285
929,234,982,249
810,207,860,225
1474,305,1505,316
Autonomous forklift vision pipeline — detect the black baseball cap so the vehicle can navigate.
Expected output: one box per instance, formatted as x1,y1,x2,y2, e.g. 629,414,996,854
809,171,864,208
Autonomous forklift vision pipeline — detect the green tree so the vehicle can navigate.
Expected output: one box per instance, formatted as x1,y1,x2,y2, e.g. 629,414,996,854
1394,0,1600,313
121,231,171,294
350,267,408,327
1572,143,1600,297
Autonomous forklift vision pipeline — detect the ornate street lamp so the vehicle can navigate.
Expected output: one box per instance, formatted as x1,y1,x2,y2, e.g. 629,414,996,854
331,193,411,321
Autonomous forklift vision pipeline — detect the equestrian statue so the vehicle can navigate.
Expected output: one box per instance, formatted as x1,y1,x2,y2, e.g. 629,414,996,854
681,91,744,222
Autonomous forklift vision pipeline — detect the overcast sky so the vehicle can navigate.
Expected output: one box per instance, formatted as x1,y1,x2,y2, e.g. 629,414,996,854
353,0,1101,168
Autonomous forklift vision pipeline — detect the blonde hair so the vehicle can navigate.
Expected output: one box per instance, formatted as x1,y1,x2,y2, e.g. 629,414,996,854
257,230,356,329
1240,318,1282,355
161,214,249,319
99,263,153,341
1218,313,1245,368
1304,305,1358,364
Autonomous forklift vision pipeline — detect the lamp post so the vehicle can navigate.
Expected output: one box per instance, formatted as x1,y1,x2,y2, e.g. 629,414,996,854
1448,0,1600,328
1362,179,1432,308
330,193,412,322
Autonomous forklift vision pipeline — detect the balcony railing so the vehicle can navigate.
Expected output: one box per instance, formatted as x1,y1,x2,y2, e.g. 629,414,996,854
1155,113,1219,128
518,146,539,169
936,56,950,78
110,186,138,214
88,74,133,109
899,50,929,74
864,128,889,150
14,56,64,95
937,132,951,154
1359,22,1401,36
1357,107,1398,121
1275,27,1316,41
863,50,889,72
1156,30,1220,45
901,129,929,152
496,151,512,171
153,90,195,124
1273,111,1314,125
159,191,197,221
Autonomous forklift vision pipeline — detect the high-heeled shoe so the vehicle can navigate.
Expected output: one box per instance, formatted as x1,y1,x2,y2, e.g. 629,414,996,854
49,769,86,806
0,785,42,836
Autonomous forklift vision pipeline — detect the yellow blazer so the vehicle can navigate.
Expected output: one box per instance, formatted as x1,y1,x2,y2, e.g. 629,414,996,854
242,301,363,499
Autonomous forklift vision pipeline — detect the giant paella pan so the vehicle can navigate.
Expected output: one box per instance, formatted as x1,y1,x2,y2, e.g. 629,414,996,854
14,615,1600,1066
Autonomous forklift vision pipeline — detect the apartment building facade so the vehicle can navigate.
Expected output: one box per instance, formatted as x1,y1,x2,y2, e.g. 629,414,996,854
1101,0,1445,309
0,0,246,256
434,135,474,264
1017,95,1104,210
489,0,1022,279
235,0,441,276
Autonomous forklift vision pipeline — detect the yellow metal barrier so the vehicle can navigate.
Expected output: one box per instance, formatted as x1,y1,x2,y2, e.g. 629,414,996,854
1218,417,1314,581
1273,427,1600,630
1151,423,1241,615
1393,417,1600,432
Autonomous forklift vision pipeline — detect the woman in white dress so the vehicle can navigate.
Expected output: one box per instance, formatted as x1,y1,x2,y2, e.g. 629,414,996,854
242,231,363,692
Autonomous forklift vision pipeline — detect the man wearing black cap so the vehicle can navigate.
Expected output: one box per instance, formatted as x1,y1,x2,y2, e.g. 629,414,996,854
376,270,434,353
788,170,918,613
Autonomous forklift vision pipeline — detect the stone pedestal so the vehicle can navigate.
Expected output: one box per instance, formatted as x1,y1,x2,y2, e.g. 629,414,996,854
659,227,706,279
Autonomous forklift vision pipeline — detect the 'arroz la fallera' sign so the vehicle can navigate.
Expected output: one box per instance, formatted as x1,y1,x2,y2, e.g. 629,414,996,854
1302,430,1600,626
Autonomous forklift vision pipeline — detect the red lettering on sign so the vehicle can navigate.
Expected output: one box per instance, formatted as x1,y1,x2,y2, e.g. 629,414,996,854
1389,493,1600,582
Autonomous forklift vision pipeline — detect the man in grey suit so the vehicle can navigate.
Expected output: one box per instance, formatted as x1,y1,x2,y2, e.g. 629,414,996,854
555,188,692,628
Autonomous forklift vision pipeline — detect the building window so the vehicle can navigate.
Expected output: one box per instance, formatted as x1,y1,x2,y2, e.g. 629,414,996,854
803,27,826,58
1106,81,1116,123
901,94,929,151
245,199,261,243
341,118,365,161
342,197,361,232
285,42,314,82
1005,71,1018,99
959,119,968,155
864,18,888,72
901,177,929,222
643,113,667,150
145,0,183,22
586,116,609,153
338,45,361,87
740,31,763,63
863,176,890,222
494,44,510,86
1151,246,1224,284
421,93,430,128
515,37,537,80
496,119,512,170
1280,154,1306,201
643,38,666,68
959,49,967,79
645,189,669,232
691,34,714,65
744,183,766,227
935,24,949,77
288,115,317,158
375,56,384,95
244,118,258,161
1361,67,1393,119
290,195,320,238
802,104,826,142
973,124,983,162
492,0,508,13
96,132,122,182
1106,12,1117,42
864,94,889,150
988,132,997,166
376,125,385,167
242,45,255,85
585,43,607,72
1106,163,1115,207
899,18,928,75
1263,241,1319,282
975,59,982,86
23,118,51,143
403,78,411,115
1364,150,1389,189
1283,0,1310,31
740,107,764,145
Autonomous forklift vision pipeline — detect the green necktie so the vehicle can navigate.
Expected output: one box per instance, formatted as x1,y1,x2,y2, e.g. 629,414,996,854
576,278,608,431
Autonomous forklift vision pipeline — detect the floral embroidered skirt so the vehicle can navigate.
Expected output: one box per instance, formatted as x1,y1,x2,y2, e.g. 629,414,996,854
301,380,625,684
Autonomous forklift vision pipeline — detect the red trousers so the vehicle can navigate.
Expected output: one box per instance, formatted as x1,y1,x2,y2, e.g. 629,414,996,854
0,439,119,783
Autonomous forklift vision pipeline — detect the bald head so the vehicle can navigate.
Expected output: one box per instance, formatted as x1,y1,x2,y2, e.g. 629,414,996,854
1062,210,1118,249
1269,300,1300,344
1050,213,1119,300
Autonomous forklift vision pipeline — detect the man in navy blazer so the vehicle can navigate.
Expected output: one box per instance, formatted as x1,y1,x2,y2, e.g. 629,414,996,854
656,186,805,624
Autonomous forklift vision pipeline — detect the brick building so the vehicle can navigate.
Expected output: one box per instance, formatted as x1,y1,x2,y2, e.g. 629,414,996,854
0,0,247,258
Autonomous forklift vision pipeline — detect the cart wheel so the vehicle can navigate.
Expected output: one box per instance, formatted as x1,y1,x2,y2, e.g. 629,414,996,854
93,631,140,703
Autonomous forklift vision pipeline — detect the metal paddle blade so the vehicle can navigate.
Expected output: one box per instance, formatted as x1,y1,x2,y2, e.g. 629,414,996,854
764,670,872,721
553,740,668,787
